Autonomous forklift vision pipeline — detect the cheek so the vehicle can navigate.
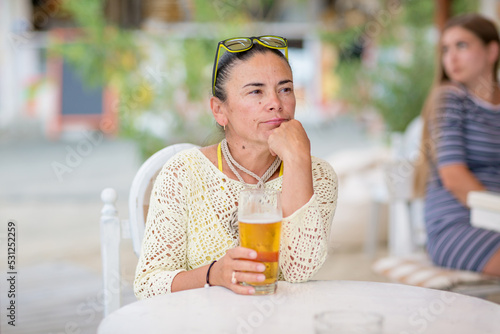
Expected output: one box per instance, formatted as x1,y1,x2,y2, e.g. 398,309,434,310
289,99,296,112
464,53,488,74
463,51,480,64
284,95,296,110
441,54,451,68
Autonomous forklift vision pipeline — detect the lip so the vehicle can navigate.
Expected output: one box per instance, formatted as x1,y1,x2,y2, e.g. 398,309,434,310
263,118,288,125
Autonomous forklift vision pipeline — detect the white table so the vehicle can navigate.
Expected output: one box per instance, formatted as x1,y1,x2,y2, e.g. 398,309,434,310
98,280,500,334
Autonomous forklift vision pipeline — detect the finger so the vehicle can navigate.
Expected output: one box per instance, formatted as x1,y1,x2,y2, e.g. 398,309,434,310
267,133,283,158
226,247,257,260
230,283,256,295
233,271,266,284
232,259,266,273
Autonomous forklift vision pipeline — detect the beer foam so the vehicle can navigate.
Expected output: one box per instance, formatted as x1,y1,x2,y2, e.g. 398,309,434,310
239,213,282,224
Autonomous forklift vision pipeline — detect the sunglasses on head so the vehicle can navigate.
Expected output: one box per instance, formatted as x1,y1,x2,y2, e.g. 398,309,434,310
211,35,289,96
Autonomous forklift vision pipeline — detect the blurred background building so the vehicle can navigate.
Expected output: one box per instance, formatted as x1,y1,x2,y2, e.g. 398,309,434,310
2,0,495,150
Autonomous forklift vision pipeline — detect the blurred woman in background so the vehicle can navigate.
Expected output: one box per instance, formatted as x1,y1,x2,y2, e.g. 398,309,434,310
415,13,500,276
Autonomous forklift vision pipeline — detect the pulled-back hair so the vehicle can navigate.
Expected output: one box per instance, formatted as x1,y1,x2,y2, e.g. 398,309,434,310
213,43,291,101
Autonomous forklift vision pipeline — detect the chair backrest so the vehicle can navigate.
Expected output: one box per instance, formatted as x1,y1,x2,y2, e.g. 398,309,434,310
402,116,423,162
384,117,427,256
384,116,423,201
128,143,199,257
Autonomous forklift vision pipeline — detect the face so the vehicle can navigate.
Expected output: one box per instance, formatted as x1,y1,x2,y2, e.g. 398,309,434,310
441,26,497,87
212,51,295,147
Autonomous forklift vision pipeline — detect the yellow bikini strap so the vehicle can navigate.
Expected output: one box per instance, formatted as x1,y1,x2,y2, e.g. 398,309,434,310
217,142,223,172
217,141,284,176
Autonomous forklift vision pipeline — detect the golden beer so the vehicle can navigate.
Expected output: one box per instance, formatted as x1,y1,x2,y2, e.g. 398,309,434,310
238,189,282,295
239,217,282,294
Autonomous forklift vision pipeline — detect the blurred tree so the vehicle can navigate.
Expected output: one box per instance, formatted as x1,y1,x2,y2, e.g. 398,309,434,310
49,0,311,158
50,0,241,158
324,0,478,133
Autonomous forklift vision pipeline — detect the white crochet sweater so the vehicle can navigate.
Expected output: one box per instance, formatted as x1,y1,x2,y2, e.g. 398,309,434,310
134,148,338,299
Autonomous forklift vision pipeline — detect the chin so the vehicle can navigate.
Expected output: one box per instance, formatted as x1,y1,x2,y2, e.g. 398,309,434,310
449,73,475,86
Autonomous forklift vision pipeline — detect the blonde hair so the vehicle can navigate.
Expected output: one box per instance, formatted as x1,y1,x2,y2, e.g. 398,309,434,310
413,13,500,197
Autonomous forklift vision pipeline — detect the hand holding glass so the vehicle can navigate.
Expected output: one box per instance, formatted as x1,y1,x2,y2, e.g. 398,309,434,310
238,189,282,295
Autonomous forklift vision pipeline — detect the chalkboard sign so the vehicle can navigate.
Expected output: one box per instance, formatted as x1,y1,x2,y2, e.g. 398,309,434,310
47,30,118,139
47,29,118,138
61,60,103,116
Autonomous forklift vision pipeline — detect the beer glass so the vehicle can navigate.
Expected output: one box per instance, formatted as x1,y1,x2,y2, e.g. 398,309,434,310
238,188,282,295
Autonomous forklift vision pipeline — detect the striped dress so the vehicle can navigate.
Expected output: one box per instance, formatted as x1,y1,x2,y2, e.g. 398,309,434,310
425,84,500,272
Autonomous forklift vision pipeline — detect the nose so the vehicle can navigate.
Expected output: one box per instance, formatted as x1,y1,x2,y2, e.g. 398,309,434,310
266,91,283,112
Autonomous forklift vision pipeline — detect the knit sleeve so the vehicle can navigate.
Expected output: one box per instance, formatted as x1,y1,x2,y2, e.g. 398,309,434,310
133,155,189,299
278,158,338,282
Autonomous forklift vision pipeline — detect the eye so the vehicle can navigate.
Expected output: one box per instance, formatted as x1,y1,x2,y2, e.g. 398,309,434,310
457,41,468,49
249,89,262,95
442,46,448,54
280,86,293,93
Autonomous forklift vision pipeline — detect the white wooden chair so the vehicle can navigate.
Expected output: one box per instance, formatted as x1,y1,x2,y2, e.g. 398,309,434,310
99,143,199,316
373,166,500,298
383,158,426,257
365,117,426,257
371,118,500,297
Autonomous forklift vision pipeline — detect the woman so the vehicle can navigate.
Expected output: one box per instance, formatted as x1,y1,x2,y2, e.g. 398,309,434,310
415,14,500,276
134,36,338,298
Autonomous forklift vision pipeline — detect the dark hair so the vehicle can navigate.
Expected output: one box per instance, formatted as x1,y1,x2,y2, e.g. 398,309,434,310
414,14,500,196
213,43,291,101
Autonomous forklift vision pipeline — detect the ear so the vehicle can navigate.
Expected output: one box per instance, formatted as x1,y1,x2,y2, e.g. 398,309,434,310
487,41,499,65
210,96,227,127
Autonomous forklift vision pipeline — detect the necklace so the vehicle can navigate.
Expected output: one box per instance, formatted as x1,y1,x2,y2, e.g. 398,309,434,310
220,139,281,188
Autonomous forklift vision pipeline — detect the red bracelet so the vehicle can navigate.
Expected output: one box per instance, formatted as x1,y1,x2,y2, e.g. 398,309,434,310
204,260,217,288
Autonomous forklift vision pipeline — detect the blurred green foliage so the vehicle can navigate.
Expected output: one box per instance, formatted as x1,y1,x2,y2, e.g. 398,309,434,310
325,0,478,133
51,0,301,158
52,0,478,156
49,0,231,158
452,0,480,15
